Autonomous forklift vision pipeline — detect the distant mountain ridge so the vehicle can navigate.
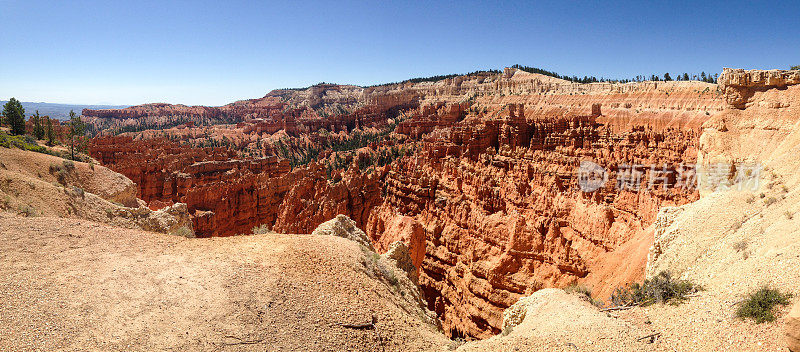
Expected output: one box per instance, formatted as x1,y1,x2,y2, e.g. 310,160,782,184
0,101,129,120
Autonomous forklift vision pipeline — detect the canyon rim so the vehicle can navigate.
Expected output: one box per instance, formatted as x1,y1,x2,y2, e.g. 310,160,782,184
2,2,800,351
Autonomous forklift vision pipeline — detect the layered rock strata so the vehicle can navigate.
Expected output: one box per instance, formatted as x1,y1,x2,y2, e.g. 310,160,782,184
87,68,728,338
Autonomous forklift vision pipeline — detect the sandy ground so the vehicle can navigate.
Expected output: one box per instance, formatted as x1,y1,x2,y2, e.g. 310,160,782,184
454,288,793,352
0,213,449,351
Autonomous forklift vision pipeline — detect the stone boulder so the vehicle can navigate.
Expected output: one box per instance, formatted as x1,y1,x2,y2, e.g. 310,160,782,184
311,215,374,250
136,202,195,237
788,301,800,352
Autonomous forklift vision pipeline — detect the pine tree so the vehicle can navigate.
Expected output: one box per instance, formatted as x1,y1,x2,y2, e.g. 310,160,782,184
68,110,86,160
32,110,45,140
45,117,56,146
664,73,672,81
2,98,26,135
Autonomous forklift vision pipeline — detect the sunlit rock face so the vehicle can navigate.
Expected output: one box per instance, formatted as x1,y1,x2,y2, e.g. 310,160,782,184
88,68,727,337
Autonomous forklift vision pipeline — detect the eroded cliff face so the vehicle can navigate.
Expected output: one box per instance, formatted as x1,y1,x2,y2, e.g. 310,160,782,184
87,68,727,338
89,136,385,237
366,101,712,338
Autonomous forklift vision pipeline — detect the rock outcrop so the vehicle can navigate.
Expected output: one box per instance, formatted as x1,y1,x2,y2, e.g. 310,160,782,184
381,241,419,284
0,147,194,236
0,215,447,351
718,67,800,109
789,302,800,352
311,214,374,250
459,288,646,351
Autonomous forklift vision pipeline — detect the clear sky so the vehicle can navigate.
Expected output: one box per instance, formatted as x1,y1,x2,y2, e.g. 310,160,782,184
1,0,798,106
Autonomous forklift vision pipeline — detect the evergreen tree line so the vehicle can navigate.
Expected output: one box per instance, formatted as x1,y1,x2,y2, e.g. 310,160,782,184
1,97,86,159
367,69,501,88
510,64,719,83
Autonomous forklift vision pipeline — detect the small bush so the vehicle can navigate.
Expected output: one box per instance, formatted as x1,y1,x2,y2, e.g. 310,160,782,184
733,239,748,252
785,211,794,220
378,262,399,287
251,224,271,234
170,226,194,238
69,186,84,197
565,283,601,306
565,283,592,299
764,197,777,206
611,271,701,307
49,163,64,174
18,204,38,217
49,162,71,185
733,239,750,259
736,286,792,323
730,218,744,232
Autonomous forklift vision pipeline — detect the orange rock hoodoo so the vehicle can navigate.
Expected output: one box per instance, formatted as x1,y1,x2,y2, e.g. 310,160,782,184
88,68,727,338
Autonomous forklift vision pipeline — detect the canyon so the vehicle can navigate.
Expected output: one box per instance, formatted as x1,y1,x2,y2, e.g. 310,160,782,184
85,67,784,340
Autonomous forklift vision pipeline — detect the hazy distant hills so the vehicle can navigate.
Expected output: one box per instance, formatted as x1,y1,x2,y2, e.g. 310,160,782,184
0,101,129,120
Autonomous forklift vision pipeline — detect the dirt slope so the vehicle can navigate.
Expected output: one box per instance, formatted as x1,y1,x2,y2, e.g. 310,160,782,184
0,147,192,235
0,214,448,351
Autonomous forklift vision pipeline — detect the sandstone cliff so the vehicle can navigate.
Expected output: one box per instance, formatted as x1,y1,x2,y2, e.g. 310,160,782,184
87,67,726,338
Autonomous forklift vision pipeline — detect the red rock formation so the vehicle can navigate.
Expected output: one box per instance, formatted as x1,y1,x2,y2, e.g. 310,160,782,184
88,67,727,339
365,102,703,338
89,136,384,237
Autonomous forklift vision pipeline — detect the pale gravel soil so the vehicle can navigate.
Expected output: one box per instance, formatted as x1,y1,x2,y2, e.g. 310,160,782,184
0,213,449,351
456,289,794,352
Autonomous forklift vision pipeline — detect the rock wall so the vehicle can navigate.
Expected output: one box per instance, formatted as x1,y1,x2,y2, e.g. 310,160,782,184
646,69,800,301
366,101,706,338
87,67,727,338
718,68,800,109
89,136,384,237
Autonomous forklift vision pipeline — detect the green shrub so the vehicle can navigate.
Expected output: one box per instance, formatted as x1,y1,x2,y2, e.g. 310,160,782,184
565,283,592,300
0,131,51,154
736,286,792,323
611,271,701,307
251,224,271,234
565,283,601,306
170,226,194,238
378,262,399,287
69,186,84,197
18,204,38,217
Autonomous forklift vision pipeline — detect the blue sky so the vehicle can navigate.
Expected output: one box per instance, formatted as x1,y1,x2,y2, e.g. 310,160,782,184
1,0,798,106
